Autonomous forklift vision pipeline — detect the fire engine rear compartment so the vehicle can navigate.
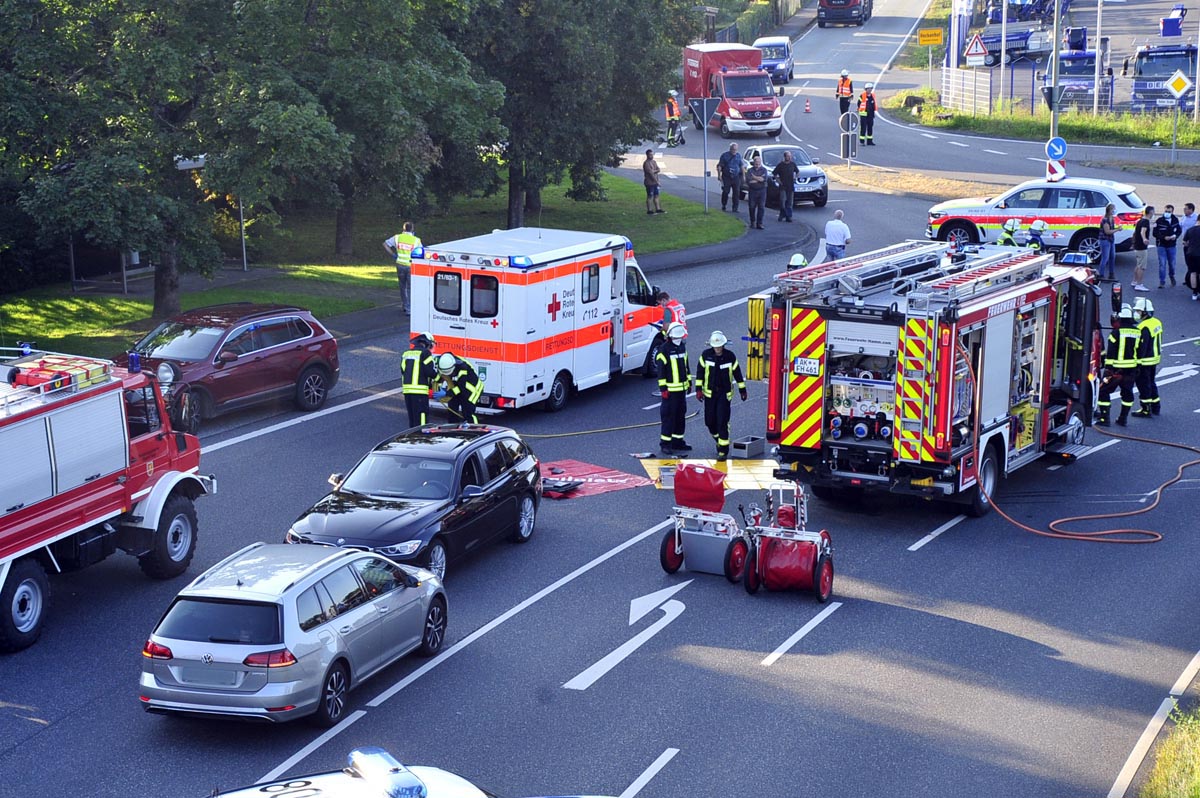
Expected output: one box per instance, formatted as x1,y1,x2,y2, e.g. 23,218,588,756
768,242,1099,508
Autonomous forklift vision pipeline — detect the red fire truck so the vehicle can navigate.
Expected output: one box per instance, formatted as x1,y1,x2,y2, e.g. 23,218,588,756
762,241,1101,515
0,348,215,651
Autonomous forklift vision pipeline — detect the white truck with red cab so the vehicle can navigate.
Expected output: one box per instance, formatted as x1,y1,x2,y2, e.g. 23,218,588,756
0,347,215,651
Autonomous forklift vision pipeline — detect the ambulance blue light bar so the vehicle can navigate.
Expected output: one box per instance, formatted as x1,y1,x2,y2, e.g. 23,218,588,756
411,245,425,258
346,747,428,798
509,255,534,268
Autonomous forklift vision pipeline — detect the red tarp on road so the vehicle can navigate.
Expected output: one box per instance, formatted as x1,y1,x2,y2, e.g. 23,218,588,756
539,460,653,499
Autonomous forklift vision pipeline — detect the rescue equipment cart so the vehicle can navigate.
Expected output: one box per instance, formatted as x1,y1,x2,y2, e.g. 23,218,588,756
742,484,834,601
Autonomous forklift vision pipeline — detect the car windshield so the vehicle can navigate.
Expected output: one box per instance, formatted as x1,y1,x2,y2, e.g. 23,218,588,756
341,453,454,499
1060,56,1096,76
1133,51,1194,77
724,74,775,98
762,148,813,168
758,46,787,60
134,321,225,361
155,598,281,644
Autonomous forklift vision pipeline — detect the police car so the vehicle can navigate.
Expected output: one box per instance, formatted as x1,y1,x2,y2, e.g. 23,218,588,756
213,747,617,798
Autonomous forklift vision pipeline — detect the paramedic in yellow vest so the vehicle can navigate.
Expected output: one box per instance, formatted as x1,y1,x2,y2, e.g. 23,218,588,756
665,90,685,147
436,352,484,424
656,323,692,455
383,221,421,315
836,70,854,116
857,83,876,145
1132,297,1163,417
400,333,438,428
695,330,748,461
1096,306,1140,426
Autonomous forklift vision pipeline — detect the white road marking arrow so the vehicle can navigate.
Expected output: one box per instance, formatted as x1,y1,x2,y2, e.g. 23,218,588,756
564,580,692,691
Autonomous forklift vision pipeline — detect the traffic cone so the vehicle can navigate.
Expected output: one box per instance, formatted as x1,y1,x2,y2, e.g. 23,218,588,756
804,97,812,113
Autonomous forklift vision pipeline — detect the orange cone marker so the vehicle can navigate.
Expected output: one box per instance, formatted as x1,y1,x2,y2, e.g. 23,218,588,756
804,97,812,113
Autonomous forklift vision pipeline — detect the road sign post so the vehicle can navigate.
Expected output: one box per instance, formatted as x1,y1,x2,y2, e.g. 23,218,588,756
689,98,722,212
1165,69,1193,164
1045,136,1067,160
919,28,944,89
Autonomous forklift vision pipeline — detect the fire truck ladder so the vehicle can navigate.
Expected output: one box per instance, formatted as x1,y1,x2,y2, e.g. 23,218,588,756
775,241,951,300
895,295,937,464
915,249,1048,302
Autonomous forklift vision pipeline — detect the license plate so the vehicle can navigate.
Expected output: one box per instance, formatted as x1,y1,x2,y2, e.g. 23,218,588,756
1157,99,1177,106
179,666,238,687
792,357,821,376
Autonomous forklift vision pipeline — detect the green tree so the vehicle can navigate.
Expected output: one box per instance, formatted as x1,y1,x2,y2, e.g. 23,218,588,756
464,0,698,228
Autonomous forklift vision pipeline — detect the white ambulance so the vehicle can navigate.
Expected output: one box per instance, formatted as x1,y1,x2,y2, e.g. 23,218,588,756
410,228,663,411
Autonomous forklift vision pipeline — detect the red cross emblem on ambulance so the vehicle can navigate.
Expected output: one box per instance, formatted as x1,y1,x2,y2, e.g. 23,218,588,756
547,293,562,321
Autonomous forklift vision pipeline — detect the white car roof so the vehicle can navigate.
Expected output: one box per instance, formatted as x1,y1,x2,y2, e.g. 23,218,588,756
1010,176,1137,194
753,36,790,47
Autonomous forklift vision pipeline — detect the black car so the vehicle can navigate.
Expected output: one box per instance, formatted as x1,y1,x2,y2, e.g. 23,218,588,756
286,424,541,580
741,145,829,208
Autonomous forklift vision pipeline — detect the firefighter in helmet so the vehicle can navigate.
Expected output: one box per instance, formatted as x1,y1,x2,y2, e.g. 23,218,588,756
695,330,748,461
787,252,809,270
436,352,484,424
1096,305,1140,426
857,82,877,145
836,69,854,116
998,218,1021,247
665,90,685,148
656,322,692,455
1131,297,1163,417
401,332,439,428
1026,219,1048,251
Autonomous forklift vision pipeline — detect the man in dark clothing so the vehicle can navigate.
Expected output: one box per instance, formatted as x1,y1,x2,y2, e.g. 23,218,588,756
656,322,692,454
773,151,800,222
745,155,769,229
858,83,877,145
1183,217,1200,299
400,333,438,428
1132,207,1153,292
1152,204,1182,288
695,331,747,461
717,143,745,213
1096,306,1140,426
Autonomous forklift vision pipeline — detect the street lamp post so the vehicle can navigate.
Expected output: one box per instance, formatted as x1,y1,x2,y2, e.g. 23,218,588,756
1049,0,1062,137
1194,9,1200,124
1093,0,1104,116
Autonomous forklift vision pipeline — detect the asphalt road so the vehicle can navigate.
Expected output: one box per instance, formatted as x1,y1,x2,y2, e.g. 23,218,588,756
3,2,1200,796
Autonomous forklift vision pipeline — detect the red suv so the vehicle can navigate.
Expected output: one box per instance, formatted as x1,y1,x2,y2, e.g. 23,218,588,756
116,304,339,432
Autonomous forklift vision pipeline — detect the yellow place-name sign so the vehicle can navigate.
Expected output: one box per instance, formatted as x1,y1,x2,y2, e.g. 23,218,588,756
918,28,944,46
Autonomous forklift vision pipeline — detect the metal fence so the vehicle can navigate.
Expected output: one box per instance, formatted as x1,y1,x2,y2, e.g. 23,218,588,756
940,65,1117,115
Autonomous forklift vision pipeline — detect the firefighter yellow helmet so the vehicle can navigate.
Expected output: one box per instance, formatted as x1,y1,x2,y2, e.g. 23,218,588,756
437,352,457,375
667,322,687,344
708,330,728,348
1002,218,1020,233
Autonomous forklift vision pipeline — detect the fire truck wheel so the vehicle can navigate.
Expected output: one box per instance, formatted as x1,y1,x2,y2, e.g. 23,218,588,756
510,494,537,543
294,366,330,412
724,538,749,582
743,549,761,594
660,530,684,574
0,558,49,653
542,372,571,413
968,446,999,518
719,118,732,139
139,494,198,579
810,485,834,501
1064,409,1086,445
939,221,976,249
814,554,834,604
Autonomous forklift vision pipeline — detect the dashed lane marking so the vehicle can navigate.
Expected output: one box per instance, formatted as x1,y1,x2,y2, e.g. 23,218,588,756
1026,157,1043,163
921,133,938,139
761,602,843,665
984,149,1007,155
620,749,680,798
907,515,967,551
949,141,969,147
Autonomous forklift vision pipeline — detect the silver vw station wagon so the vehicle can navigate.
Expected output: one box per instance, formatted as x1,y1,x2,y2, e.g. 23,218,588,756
139,542,447,725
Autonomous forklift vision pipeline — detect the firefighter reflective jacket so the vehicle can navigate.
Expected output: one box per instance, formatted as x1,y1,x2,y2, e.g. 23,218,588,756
696,348,746,401
857,91,876,116
656,341,692,393
836,77,853,98
665,98,681,120
1105,328,1141,369
446,358,484,403
401,347,438,395
1137,316,1163,366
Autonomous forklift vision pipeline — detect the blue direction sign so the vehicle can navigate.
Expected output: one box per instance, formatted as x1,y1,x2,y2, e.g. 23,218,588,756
1045,136,1067,160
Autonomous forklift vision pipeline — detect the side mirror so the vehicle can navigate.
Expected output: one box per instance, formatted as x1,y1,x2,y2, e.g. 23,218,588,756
217,350,239,364
461,485,484,500
812,156,820,164
328,473,344,487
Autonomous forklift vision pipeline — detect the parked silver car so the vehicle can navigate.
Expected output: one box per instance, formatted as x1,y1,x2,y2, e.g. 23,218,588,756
139,543,446,726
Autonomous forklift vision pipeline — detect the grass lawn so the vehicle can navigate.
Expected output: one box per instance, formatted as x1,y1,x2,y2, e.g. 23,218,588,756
1140,704,1200,798
265,172,744,263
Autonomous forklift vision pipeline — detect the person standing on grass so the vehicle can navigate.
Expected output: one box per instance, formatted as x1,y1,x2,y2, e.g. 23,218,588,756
1153,203,1181,288
643,149,665,215
773,151,799,223
746,155,769,230
823,209,852,261
383,221,421,315
1132,207,1153,292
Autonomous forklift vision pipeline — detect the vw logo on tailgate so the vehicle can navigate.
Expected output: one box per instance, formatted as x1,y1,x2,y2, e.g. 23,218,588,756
200,653,214,664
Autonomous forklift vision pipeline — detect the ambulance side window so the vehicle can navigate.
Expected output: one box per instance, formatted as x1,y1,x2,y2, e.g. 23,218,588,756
434,272,462,315
470,275,499,318
625,268,653,305
581,264,600,303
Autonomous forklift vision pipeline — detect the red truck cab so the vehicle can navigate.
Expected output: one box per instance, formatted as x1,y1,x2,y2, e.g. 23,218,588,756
0,348,215,652
683,43,782,138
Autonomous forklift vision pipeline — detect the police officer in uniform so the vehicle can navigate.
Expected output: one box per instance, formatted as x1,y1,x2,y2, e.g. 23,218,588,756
400,332,438,428
998,218,1020,246
656,322,692,455
857,83,877,145
1132,297,1163,417
436,352,484,424
1096,306,1140,426
695,331,748,461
